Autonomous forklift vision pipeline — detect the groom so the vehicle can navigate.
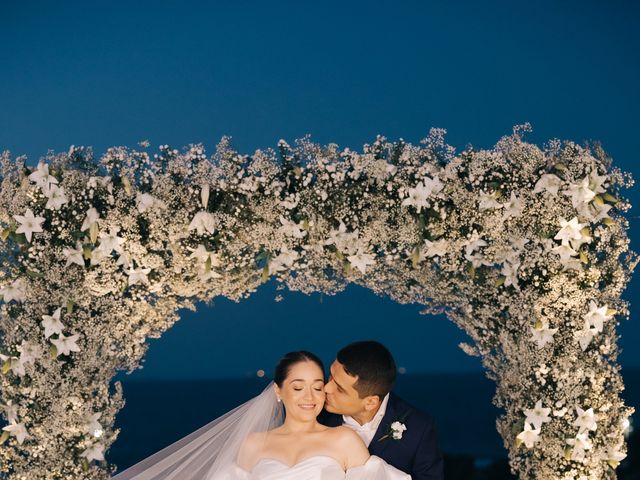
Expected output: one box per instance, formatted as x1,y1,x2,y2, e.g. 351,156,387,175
320,341,444,480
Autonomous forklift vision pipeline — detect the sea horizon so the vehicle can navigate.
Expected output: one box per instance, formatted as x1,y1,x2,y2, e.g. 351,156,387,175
108,368,640,472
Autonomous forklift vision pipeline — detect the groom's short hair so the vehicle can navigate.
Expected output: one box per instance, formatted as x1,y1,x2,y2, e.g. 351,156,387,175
337,341,396,400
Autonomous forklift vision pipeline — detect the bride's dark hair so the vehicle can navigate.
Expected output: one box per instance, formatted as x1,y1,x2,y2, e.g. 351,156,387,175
274,351,325,387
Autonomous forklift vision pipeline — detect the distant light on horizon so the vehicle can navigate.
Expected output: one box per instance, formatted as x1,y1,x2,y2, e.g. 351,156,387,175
256,369,265,378
398,367,407,375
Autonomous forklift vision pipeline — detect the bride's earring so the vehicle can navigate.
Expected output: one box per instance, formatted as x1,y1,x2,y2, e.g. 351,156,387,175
277,397,282,403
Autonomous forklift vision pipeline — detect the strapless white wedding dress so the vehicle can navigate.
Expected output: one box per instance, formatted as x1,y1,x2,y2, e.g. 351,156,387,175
214,455,411,479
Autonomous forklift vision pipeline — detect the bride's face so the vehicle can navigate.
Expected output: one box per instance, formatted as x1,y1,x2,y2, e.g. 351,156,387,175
274,361,326,421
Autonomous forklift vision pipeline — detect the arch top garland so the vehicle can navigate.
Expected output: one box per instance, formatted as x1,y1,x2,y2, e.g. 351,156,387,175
0,124,636,479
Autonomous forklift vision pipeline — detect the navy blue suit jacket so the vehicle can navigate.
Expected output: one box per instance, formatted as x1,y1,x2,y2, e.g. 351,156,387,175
319,393,444,480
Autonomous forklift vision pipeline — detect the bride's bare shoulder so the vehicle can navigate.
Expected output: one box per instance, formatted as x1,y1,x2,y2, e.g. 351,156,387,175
326,426,364,445
325,427,369,467
237,432,269,469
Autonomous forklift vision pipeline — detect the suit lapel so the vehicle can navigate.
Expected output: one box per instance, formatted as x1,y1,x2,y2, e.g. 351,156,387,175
320,410,343,428
369,394,398,457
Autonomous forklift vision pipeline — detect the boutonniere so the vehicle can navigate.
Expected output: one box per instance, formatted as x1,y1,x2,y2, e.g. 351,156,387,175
378,412,410,441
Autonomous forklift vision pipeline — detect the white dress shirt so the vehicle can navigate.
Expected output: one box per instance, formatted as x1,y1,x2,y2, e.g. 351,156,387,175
341,393,390,446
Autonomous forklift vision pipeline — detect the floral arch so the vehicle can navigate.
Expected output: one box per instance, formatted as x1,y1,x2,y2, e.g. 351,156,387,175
0,125,636,479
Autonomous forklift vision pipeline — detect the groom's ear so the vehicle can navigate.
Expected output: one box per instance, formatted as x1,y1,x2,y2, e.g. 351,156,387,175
362,395,381,412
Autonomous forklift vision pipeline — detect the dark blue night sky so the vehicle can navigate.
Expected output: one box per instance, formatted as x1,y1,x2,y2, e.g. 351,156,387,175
1,0,638,379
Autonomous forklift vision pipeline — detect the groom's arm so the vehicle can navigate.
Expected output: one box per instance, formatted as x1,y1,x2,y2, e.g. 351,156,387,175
411,416,444,480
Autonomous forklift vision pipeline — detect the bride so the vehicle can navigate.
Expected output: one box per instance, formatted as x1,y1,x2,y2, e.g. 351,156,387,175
112,351,411,479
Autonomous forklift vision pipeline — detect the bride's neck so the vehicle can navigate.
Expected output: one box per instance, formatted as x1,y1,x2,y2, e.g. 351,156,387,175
279,417,320,433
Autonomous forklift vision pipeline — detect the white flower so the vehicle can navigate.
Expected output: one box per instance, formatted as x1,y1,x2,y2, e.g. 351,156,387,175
323,222,359,255
401,177,442,213
13,208,45,243
552,242,578,261
566,432,593,461
569,226,592,250
80,442,105,462
563,176,596,208
478,191,502,211
502,193,525,220
464,233,488,255
552,243,581,270
197,268,223,281
0,278,27,303
579,202,612,223
533,173,562,196
500,260,520,289
8,342,41,377
588,170,608,194
3,401,18,424
268,248,299,274
279,216,307,239
574,407,597,434
126,266,152,286
84,412,103,437
530,320,558,349
200,184,210,208
42,307,64,339
324,221,347,246
28,162,58,192
605,444,627,467
2,422,30,444
90,247,109,266
523,400,552,430
136,193,165,213
87,175,112,190
51,333,81,357
98,227,126,254
81,207,100,231
62,241,85,268
516,423,540,449
188,211,216,235
188,245,222,280
423,175,444,195
44,184,68,210
463,233,490,268
510,237,529,251
116,251,132,269
390,421,407,440
9,357,26,377
574,321,597,351
17,341,41,369
188,245,221,266
423,239,448,258
583,301,613,333
347,249,376,274
554,217,587,245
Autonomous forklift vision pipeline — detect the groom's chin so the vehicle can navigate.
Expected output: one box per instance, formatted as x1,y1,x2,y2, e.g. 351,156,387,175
323,403,339,414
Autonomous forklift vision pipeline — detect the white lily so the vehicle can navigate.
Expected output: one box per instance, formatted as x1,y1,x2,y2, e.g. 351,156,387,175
13,209,45,243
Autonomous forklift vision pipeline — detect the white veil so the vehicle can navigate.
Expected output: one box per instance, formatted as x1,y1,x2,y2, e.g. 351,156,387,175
111,382,284,480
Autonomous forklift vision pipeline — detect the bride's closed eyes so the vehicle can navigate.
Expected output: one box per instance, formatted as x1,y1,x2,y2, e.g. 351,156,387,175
291,380,325,392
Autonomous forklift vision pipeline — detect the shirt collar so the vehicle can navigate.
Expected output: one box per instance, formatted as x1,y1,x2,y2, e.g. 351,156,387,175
342,392,390,429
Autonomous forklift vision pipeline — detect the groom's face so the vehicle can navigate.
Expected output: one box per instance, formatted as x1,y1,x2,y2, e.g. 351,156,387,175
323,360,368,416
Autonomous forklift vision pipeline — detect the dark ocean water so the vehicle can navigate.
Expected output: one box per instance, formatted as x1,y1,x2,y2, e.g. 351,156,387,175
108,370,640,474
